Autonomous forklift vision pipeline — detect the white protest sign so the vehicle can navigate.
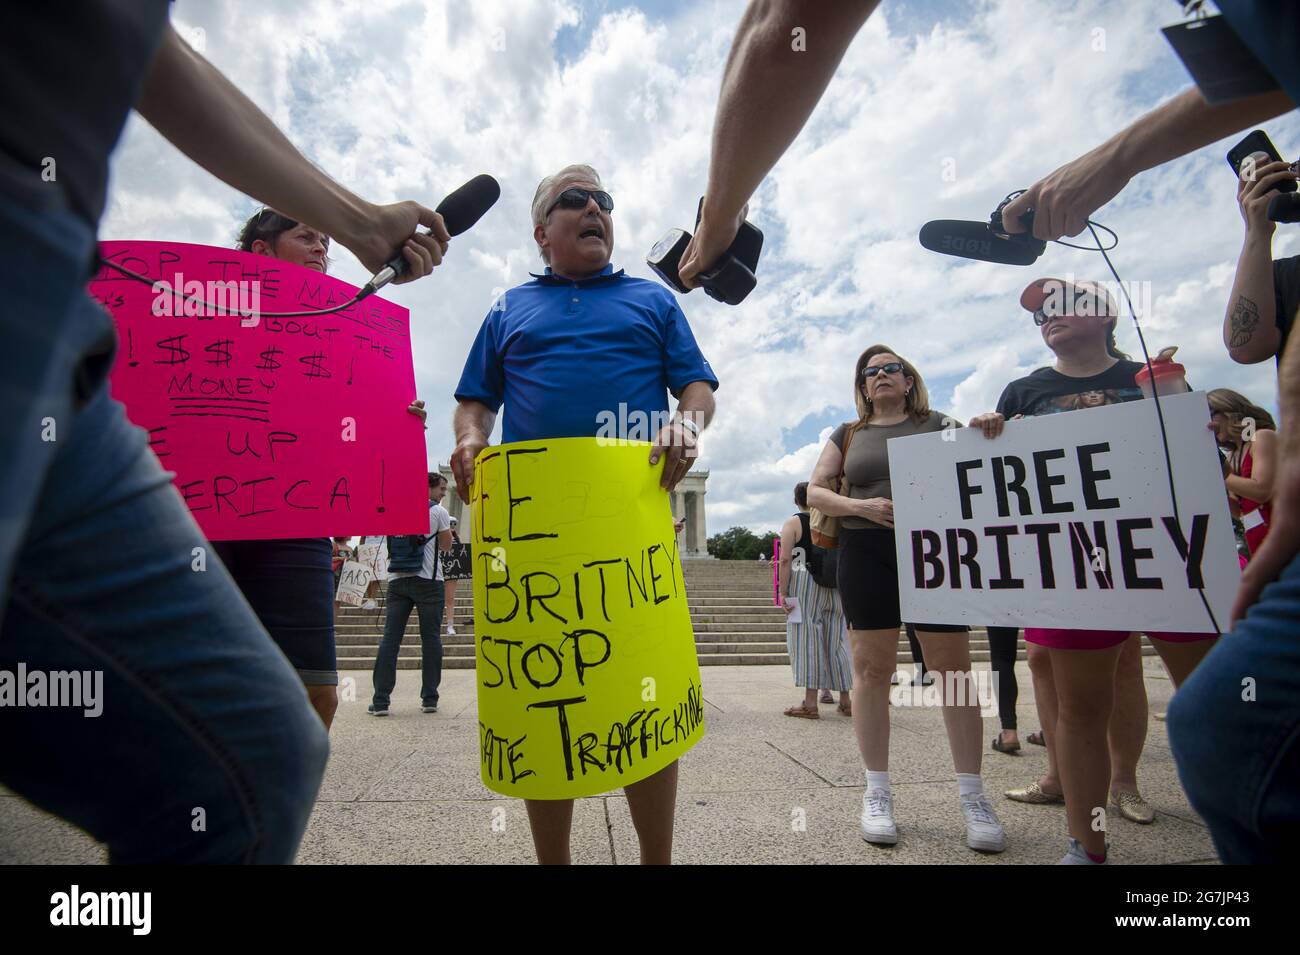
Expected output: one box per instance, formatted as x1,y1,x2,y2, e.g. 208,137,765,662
336,560,375,607
357,539,388,581
888,391,1238,633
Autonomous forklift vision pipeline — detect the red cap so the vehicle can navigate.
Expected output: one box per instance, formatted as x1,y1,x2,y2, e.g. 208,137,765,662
1020,278,1118,317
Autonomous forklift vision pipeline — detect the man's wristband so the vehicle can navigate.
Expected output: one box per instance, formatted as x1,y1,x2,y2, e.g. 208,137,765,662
677,417,701,438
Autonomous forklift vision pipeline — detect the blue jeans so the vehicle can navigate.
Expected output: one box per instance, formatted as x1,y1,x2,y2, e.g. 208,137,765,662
372,575,444,707
1168,551,1300,863
0,191,329,863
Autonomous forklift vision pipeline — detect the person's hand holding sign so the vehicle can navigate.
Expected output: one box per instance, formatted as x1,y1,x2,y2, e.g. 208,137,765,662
969,412,1007,439
855,497,894,529
649,417,699,492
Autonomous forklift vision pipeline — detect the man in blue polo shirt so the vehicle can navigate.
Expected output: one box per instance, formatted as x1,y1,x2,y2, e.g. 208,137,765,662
451,163,718,865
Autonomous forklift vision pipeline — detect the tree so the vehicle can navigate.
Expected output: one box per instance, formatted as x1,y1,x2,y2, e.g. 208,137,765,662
707,526,780,560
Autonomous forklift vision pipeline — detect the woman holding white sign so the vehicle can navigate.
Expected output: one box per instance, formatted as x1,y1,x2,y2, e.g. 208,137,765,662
808,345,1006,853
970,278,1220,864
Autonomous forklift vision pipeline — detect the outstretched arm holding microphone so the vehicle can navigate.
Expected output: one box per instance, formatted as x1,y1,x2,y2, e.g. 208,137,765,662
677,0,878,289
136,23,451,279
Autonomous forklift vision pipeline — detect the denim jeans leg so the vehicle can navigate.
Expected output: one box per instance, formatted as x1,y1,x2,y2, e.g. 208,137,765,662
0,381,329,863
372,578,413,708
1168,551,1300,863
415,578,445,706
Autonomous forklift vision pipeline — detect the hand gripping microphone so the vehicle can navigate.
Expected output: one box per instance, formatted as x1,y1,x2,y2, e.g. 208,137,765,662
647,198,764,305
918,191,1047,266
364,174,501,295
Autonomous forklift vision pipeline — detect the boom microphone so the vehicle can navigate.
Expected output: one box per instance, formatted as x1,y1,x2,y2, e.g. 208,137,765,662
366,174,501,293
918,218,1046,266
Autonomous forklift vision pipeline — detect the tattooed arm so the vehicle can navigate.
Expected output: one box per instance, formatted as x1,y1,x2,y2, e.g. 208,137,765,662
1224,159,1295,363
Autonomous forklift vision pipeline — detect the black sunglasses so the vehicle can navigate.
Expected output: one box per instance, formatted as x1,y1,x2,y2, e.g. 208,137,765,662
862,361,904,378
544,187,614,218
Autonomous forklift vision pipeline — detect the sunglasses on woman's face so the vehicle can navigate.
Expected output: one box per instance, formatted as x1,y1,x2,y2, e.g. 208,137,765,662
862,362,904,378
545,187,614,218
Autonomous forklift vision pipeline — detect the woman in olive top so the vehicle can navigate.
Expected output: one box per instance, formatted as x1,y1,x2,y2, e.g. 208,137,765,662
807,345,1005,853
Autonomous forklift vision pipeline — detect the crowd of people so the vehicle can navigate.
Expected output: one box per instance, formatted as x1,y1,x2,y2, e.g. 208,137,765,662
2,0,1298,867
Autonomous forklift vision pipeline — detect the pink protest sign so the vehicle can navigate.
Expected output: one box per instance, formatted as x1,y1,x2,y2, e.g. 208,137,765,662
89,240,428,541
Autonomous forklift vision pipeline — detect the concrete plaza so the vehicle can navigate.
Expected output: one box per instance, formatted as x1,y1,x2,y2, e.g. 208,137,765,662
0,659,1217,864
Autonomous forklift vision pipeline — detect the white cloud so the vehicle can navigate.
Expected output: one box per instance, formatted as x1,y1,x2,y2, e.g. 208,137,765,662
102,0,1300,540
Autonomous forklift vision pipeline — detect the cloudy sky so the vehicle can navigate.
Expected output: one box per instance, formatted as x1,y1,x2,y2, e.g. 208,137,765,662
103,0,1300,537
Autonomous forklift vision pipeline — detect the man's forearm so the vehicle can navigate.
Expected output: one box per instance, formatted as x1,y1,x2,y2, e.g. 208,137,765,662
453,400,496,444
1224,235,1279,360
701,0,878,223
674,381,717,432
1106,88,1293,183
134,26,370,245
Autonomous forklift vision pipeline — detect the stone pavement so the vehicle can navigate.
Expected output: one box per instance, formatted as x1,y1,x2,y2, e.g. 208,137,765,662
0,660,1217,864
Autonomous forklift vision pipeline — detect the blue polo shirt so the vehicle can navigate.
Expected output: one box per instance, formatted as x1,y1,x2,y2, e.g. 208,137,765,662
454,264,719,443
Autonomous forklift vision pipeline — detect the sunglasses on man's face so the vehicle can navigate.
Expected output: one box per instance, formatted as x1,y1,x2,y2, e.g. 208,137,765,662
545,188,614,218
862,362,904,379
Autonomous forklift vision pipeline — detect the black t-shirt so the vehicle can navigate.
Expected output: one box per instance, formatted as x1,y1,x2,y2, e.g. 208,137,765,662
1274,255,1300,360
996,359,1145,419
0,1,171,225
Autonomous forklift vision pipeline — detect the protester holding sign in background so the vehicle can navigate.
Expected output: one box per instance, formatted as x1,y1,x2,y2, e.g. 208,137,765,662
970,279,1220,863
451,164,717,864
442,516,463,636
1207,389,1277,558
208,208,433,731
778,482,852,719
369,472,453,716
807,346,1006,853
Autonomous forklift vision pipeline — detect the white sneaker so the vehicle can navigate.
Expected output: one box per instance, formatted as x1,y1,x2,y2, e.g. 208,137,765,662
361,598,377,610
446,624,457,635
860,788,899,845
1058,837,1107,864
960,793,1006,853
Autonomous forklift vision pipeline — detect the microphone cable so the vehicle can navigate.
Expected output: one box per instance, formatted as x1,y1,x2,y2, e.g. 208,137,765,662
1080,218,1223,635
95,251,389,320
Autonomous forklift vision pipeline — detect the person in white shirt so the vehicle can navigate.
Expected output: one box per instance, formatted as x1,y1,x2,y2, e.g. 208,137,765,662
368,473,453,716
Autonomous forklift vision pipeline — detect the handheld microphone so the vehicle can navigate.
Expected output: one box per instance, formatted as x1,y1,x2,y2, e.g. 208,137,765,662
918,218,1046,266
366,174,501,293
1268,191,1300,223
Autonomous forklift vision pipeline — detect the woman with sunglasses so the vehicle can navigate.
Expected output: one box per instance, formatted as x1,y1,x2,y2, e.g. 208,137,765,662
1207,389,1277,558
807,345,1006,853
196,210,430,730
970,278,1219,863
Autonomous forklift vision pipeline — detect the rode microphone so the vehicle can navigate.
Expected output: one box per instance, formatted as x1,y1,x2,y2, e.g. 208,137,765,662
918,191,1047,266
366,174,501,293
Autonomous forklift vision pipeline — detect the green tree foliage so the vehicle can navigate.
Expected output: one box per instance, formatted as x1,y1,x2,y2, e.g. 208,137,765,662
707,526,781,561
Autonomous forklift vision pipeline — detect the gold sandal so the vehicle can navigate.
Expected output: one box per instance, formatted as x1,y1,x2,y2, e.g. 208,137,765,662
1111,790,1156,824
783,703,820,720
1004,781,1064,805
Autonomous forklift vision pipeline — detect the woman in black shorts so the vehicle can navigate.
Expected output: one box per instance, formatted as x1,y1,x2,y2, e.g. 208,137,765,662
808,345,1005,852
209,210,427,729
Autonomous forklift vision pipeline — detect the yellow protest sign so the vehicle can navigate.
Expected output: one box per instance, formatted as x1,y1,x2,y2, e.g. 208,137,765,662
470,437,704,799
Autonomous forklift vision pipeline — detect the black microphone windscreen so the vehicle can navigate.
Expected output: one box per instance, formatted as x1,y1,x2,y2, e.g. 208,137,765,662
919,219,1044,267
436,174,501,236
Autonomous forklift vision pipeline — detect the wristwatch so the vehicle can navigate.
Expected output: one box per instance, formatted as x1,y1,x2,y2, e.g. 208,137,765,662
677,416,701,438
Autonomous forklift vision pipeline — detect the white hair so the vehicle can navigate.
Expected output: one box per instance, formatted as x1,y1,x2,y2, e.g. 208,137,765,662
530,164,602,263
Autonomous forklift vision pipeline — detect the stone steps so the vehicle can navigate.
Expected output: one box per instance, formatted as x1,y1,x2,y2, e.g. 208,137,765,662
337,561,1161,669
